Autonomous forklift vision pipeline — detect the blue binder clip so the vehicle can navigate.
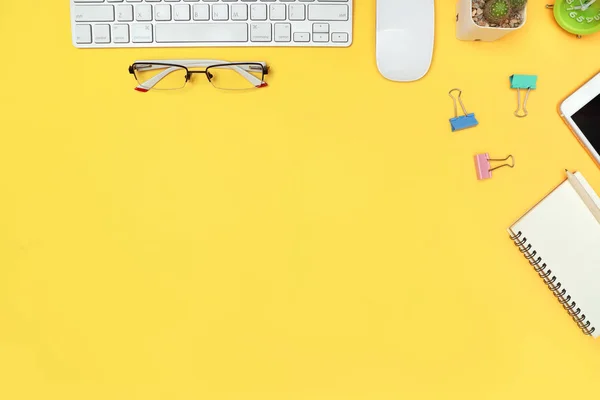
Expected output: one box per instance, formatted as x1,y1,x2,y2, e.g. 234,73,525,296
510,75,537,118
449,89,478,132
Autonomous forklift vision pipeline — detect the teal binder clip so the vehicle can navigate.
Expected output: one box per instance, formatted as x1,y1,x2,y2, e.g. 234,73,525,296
510,75,537,118
449,88,478,132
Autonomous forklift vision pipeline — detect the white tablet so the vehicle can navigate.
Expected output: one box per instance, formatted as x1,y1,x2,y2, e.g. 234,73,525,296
560,72,600,166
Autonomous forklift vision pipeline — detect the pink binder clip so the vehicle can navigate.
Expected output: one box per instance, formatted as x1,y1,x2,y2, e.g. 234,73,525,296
475,153,514,180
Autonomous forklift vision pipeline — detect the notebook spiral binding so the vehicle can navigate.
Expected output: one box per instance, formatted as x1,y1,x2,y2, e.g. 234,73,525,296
510,230,596,336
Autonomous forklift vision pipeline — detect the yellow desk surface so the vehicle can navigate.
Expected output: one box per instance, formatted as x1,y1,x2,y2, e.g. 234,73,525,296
2,2,600,399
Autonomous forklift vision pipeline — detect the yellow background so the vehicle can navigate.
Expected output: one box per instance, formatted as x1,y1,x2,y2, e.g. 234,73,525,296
2,1,600,399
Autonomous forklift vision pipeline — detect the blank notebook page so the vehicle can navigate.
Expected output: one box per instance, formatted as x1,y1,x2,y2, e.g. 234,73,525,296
509,172,600,337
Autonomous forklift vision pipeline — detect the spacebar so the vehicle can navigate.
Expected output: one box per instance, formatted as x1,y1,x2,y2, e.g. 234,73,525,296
155,23,248,43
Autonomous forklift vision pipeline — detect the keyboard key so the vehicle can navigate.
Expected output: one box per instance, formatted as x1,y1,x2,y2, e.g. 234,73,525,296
132,23,153,42
313,32,328,42
250,23,271,42
112,24,130,43
116,5,134,22
231,4,248,21
331,32,348,43
312,23,328,33
174,4,191,21
270,4,286,21
155,4,171,21
135,5,152,21
94,24,111,43
274,23,291,42
155,23,248,42
250,4,267,21
193,4,209,21
74,5,115,22
289,4,305,21
293,32,309,42
212,4,228,21
75,24,92,44
308,4,349,21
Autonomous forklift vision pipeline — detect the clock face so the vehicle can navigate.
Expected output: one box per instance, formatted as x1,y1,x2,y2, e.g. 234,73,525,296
554,0,600,35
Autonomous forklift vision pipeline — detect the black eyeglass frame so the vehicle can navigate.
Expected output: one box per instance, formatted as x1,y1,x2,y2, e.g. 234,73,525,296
128,62,269,89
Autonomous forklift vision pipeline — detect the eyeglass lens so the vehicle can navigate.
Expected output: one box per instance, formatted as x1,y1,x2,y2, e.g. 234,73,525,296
206,63,265,90
134,64,188,90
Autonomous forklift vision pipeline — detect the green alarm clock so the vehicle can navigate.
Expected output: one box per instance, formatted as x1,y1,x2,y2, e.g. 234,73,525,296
548,0,600,36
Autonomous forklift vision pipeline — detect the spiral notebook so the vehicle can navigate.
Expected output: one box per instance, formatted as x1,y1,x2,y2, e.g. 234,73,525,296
508,172,600,337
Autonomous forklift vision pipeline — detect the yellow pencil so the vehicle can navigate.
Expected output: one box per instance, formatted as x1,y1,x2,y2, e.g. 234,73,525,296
566,169,600,226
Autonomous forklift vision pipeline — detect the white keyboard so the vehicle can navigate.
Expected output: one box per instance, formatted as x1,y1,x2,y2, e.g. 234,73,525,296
71,0,353,48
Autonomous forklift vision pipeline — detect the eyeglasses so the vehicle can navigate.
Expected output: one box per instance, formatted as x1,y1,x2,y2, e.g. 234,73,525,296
128,59,269,92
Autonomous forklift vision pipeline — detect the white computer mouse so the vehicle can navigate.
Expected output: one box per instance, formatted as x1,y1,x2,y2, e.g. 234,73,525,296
376,0,435,82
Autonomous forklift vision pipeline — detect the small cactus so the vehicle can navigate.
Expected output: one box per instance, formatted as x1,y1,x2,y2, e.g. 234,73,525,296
509,0,527,11
484,0,511,25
